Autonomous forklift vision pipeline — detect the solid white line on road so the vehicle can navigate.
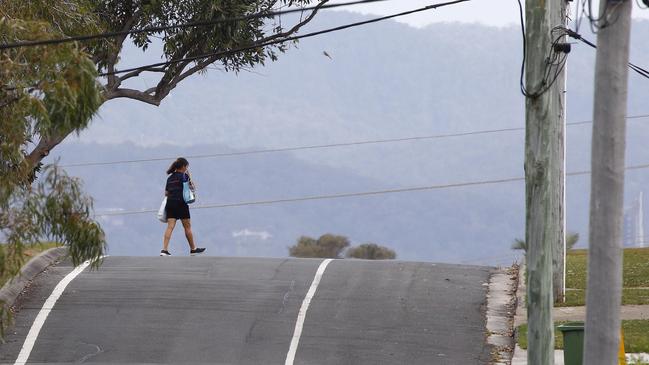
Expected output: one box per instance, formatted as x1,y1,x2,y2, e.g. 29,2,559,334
13,260,93,365
285,258,333,365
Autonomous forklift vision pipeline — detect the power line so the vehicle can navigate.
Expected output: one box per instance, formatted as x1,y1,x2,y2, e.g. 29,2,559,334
63,127,529,168
565,28,649,80
98,0,471,77
60,114,649,168
516,0,570,98
94,161,649,217
96,175,525,217
584,0,629,34
0,0,388,50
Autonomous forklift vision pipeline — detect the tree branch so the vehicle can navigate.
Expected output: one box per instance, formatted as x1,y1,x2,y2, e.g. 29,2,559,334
151,0,330,103
25,86,158,169
106,88,159,106
0,96,21,109
263,0,329,43
24,1,328,170
105,10,143,91
25,133,68,169
120,67,167,82
154,60,206,101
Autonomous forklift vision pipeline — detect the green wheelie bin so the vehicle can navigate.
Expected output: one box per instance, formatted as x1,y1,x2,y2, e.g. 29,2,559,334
558,322,585,365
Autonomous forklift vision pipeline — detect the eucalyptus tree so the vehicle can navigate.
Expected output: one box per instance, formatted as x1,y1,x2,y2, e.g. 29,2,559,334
26,0,324,167
0,1,106,330
1,0,322,326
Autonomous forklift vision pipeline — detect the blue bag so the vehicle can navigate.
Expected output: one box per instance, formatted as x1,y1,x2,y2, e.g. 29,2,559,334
182,174,196,204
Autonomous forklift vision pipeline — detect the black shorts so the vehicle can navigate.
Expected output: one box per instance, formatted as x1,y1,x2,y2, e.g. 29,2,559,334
165,199,190,220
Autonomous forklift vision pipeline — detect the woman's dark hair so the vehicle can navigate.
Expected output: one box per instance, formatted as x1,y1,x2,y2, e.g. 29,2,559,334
166,157,189,174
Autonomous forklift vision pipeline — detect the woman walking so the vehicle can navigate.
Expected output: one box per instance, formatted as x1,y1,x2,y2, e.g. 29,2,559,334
161,157,205,256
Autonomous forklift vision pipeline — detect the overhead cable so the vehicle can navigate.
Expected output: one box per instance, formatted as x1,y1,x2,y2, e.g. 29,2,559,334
516,0,570,98
96,175,526,217
60,114,649,168
564,28,649,80
98,0,472,77
0,0,388,50
93,161,649,217
584,0,627,33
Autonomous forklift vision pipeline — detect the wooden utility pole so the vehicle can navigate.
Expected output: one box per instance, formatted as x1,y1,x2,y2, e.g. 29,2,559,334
584,0,633,363
524,0,565,362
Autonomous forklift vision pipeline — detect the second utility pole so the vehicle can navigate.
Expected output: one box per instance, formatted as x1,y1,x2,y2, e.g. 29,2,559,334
584,0,633,363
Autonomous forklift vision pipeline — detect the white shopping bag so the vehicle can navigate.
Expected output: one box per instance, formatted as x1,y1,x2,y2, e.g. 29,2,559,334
157,197,167,223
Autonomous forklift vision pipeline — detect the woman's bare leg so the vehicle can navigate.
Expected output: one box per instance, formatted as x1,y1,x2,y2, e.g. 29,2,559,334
181,219,196,250
163,219,177,251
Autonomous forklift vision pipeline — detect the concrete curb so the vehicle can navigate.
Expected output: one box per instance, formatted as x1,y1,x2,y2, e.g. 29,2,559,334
486,265,519,364
513,263,526,327
0,247,68,309
512,264,527,365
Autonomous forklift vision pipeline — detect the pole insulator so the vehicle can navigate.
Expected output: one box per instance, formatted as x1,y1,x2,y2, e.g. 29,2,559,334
554,43,572,54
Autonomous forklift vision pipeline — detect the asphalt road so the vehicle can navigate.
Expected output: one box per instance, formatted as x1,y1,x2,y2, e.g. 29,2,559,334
1,257,494,364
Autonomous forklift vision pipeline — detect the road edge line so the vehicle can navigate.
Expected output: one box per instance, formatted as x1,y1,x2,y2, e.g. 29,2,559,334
284,258,333,365
13,259,93,365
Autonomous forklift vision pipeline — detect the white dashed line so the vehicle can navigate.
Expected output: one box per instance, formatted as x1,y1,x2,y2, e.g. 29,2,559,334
14,260,93,365
284,258,333,365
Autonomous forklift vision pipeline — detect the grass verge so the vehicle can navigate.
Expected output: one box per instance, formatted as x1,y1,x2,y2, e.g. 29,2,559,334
0,242,61,288
517,320,649,353
556,288,649,307
559,248,649,306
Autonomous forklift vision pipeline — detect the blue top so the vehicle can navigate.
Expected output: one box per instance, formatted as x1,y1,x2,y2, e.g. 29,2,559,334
165,172,189,201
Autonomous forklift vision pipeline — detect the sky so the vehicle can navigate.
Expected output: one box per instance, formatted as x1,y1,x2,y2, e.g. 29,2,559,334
332,0,649,28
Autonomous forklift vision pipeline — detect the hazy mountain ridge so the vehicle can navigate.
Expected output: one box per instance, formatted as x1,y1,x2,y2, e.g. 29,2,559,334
51,13,649,263
55,142,524,263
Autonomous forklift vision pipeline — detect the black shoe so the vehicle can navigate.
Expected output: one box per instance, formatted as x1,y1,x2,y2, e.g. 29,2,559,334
190,247,206,256
160,250,171,256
